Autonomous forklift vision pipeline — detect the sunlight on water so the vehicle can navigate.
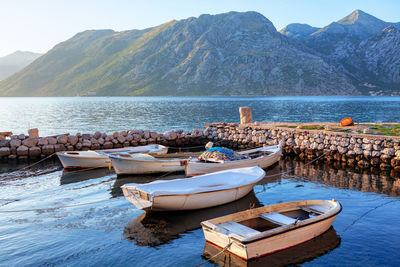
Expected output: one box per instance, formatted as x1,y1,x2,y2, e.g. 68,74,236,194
1,96,400,136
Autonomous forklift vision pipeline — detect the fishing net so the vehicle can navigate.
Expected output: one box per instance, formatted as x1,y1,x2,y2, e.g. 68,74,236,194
198,147,248,162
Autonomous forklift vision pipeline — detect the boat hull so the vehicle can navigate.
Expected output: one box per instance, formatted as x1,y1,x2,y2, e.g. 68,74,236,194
201,199,341,260
186,146,281,176
122,183,256,211
203,214,338,260
57,152,109,168
57,145,167,169
111,157,184,175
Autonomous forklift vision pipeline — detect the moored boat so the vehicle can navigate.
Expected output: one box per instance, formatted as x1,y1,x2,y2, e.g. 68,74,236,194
110,152,199,175
120,166,265,211
184,145,281,177
57,144,168,169
201,199,342,260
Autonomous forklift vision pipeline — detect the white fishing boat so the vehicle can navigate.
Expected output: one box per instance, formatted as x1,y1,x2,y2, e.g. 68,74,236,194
201,199,342,260
109,152,199,175
121,166,265,211
57,144,168,169
184,145,281,176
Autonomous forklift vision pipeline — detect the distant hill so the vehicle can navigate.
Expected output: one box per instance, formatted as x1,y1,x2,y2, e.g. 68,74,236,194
0,10,398,96
0,51,42,81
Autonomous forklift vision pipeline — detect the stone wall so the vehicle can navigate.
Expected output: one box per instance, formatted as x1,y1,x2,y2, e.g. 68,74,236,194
204,122,400,172
1,122,400,174
0,129,207,160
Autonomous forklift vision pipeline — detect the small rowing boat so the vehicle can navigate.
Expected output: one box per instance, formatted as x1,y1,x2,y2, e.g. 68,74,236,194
121,166,265,211
201,199,341,260
109,152,199,175
184,145,281,176
57,144,168,169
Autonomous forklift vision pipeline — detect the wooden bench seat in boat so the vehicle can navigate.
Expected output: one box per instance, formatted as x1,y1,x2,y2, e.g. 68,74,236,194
260,211,297,225
217,221,261,239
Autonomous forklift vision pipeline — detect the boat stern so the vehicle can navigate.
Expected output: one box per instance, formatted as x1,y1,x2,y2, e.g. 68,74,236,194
121,185,153,210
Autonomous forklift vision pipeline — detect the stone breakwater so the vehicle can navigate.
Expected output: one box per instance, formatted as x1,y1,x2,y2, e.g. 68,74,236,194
204,122,400,173
0,129,208,160
1,122,400,174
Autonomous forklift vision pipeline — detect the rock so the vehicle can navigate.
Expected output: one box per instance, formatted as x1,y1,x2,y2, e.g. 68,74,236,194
91,144,101,150
143,130,151,139
10,139,21,148
97,138,105,145
57,135,68,144
103,141,113,149
340,117,354,127
29,147,41,157
54,144,66,152
75,143,83,150
16,145,29,156
42,144,55,155
0,140,10,147
139,139,147,145
0,147,10,157
239,107,252,124
68,136,79,146
38,138,49,146
94,131,101,139
82,133,92,140
18,134,26,140
28,128,39,137
117,135,126,143
112,132,120,138
48,137,57,145
82,140,91,147
164,131,177,141
382,148,395,156
22,137,38,148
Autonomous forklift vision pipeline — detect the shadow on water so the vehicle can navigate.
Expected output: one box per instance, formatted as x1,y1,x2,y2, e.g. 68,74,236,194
280,157,400,197
0,157,62,181
60,168,115,185
123,191,262,247
202,226,341,267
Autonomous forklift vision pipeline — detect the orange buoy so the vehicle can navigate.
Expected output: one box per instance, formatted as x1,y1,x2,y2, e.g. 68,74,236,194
340,117,354,127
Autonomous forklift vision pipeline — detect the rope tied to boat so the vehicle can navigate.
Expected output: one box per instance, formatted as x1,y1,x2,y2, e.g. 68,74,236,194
195,241,233,267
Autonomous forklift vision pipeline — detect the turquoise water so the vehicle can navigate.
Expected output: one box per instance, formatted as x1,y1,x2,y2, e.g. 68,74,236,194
0,159,399,266
0,96,400,136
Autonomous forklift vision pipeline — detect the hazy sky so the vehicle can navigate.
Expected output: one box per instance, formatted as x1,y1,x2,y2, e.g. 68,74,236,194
1,0,399,57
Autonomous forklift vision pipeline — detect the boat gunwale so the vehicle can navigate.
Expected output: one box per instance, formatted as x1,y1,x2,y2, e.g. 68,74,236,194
201,200,342,244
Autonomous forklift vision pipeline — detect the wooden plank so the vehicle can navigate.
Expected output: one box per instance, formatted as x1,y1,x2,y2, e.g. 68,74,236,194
218,221,260,238
260,211,296,225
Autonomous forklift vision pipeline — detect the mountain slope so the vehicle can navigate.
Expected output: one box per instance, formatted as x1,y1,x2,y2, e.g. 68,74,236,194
279,23,320,40
0,51,42,81
0,11,357,96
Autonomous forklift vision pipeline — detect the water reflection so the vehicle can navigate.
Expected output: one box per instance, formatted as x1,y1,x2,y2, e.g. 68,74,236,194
123,191,261,246
202,227,341,267
280,158,400,197
60,168,115,185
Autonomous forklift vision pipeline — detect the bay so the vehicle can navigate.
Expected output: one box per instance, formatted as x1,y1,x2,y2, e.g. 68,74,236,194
1,96,400,136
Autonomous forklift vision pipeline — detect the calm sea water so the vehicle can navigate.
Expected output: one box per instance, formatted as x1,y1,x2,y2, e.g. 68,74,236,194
0,96,400,136
1,96,400,266
0,159,399,266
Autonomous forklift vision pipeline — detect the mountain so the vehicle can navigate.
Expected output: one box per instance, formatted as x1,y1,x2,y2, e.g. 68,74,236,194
0,51,42,81
0,11,357,96
280,9,400,94
279,23,320,40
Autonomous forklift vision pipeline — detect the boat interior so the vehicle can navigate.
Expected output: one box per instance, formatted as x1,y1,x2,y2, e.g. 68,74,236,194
211,205,327,242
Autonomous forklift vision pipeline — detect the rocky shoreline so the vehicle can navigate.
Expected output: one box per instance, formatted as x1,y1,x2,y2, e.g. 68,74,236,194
1,122,400,174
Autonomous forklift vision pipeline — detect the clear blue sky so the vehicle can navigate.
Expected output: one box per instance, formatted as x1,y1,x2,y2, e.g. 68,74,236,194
1,0,399,57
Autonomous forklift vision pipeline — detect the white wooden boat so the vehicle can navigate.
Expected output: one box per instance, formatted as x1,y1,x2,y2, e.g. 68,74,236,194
121,166,265,211
185,145,281,176
202,226,341,266
57,144,168,169
109,152,199,175
201,199,342,260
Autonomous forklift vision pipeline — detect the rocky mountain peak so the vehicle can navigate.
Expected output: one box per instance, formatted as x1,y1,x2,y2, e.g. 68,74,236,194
279,23,320,40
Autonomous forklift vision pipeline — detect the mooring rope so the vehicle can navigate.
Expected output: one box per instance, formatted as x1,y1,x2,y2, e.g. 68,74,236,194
195,241,233,267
